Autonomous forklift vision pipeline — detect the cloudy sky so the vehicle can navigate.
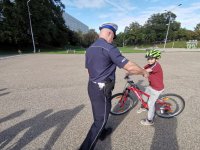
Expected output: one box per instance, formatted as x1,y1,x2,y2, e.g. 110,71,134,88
63,0,200,33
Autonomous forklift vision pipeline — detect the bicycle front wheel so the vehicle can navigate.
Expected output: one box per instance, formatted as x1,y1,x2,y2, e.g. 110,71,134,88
110,93,137,115
155,93,185,118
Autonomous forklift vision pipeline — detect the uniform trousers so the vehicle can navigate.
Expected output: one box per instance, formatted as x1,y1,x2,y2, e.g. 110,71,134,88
79,81,112,150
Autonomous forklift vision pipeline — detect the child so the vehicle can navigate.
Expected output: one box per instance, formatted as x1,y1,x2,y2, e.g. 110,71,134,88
137,49,164,126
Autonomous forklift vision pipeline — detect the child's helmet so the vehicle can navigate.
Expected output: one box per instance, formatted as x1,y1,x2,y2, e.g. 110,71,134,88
145,49,161,59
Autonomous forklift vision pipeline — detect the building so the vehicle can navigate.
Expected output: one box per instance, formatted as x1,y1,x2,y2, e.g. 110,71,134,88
63,12,89,33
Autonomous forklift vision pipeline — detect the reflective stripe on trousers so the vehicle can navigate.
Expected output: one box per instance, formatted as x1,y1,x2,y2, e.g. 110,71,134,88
79,81,111,150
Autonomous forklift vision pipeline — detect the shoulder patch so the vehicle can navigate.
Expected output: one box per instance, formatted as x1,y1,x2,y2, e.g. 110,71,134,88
122,58,126,63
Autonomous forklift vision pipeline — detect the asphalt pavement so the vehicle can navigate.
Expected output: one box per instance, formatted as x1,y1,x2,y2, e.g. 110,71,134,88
0,52,200,150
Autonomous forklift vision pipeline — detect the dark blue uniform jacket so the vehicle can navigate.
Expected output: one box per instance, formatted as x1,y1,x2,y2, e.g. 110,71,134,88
85,38,129,83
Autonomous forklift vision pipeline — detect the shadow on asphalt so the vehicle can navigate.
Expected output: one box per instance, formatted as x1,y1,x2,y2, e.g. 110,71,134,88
0,92,11,97
137,79,146,91
0,105,84,150
0,88,10,97
0,88,8,91
102,111,130,150
97,80,178,149
0,110,26,124
150,117,178,150
96,80,145,150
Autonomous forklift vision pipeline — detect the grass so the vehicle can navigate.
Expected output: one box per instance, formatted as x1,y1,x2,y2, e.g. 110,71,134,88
41,49,85,54
1,40,199,56
0,49,33,56
36,41,200,54
119,47,145,53
151,41,200,48
0,51,18,56
40,47,145,54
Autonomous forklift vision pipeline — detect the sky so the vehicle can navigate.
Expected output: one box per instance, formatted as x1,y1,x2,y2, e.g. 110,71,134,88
62,0,200,33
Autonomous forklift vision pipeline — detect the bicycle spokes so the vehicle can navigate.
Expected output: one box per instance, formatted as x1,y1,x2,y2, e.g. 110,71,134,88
155,94,185,118
110,93,135,115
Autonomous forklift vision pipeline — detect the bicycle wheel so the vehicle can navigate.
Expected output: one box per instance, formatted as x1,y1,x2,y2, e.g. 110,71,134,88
110,92,138,115
155,93,185,118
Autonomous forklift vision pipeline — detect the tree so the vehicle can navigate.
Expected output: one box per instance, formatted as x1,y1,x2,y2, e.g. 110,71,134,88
195,23,200,31
0,0,27,46
175,28,189,40
144,12,180,43
193,23,200,40
0,1,5,21
114,32,124,47
125,22,144,45
82,29,98,47
0,0,70,50
26,0,68,47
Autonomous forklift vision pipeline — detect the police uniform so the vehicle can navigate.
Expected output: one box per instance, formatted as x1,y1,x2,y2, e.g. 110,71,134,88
80,23,129,150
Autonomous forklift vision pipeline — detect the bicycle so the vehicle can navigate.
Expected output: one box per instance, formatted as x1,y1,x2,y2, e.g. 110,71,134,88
110,76,185,118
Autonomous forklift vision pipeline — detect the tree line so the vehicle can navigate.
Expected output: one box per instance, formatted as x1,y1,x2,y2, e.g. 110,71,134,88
0,0,200,52
0,0,98,51
115,12,200,47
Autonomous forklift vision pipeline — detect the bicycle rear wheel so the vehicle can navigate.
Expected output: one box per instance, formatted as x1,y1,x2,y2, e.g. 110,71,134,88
155,93,185,118
110,92,137,115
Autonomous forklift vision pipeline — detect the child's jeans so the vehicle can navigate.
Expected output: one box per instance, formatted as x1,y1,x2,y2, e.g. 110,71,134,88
143,86,164,121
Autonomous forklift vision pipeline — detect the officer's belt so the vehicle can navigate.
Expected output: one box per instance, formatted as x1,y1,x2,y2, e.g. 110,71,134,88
92,79,115,93
92,78,113,84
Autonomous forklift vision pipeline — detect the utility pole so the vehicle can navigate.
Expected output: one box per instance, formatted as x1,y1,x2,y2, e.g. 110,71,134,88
163,4,182,50
27,0,36,53
163,12,171,50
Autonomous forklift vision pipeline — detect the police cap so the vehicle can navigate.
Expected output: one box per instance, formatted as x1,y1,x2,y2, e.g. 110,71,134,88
99,23,118,39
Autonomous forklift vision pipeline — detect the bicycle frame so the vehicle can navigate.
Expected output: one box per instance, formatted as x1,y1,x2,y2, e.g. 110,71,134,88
111,77,185,117
126,85,149,109
121,81,170,111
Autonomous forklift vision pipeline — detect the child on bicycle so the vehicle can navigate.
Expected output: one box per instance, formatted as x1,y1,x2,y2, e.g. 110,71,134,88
137,49,164,126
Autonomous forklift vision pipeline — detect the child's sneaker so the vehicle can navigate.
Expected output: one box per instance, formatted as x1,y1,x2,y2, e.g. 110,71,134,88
137,107,147,113
140,119,154,126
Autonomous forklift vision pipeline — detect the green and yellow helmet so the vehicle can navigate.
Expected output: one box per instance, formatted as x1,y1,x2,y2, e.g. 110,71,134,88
145,49,161,59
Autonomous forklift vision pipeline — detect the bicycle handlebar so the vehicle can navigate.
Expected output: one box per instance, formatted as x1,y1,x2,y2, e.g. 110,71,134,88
124,75,134,83
124,75,138,88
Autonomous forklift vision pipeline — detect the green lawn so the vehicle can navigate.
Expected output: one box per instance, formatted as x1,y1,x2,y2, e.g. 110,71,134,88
42,49,85,54
40,47,145,54
1,40,199,56
119,47,145,53
41,41,199,54
152,41,200,48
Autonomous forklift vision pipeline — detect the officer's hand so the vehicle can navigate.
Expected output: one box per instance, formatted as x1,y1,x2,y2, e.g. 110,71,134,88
143,69,149,78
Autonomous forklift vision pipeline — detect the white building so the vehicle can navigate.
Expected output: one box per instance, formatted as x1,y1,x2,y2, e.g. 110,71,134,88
63,12,89,33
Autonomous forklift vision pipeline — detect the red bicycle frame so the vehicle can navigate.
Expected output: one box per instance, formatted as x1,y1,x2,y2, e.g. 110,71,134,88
119,85,171,111
127,86,149,109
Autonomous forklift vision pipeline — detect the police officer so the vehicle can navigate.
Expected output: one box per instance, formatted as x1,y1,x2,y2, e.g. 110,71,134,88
79,23,148,150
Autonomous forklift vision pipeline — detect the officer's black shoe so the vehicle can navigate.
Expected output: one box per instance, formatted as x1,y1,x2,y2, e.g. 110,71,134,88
99,127,113,141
